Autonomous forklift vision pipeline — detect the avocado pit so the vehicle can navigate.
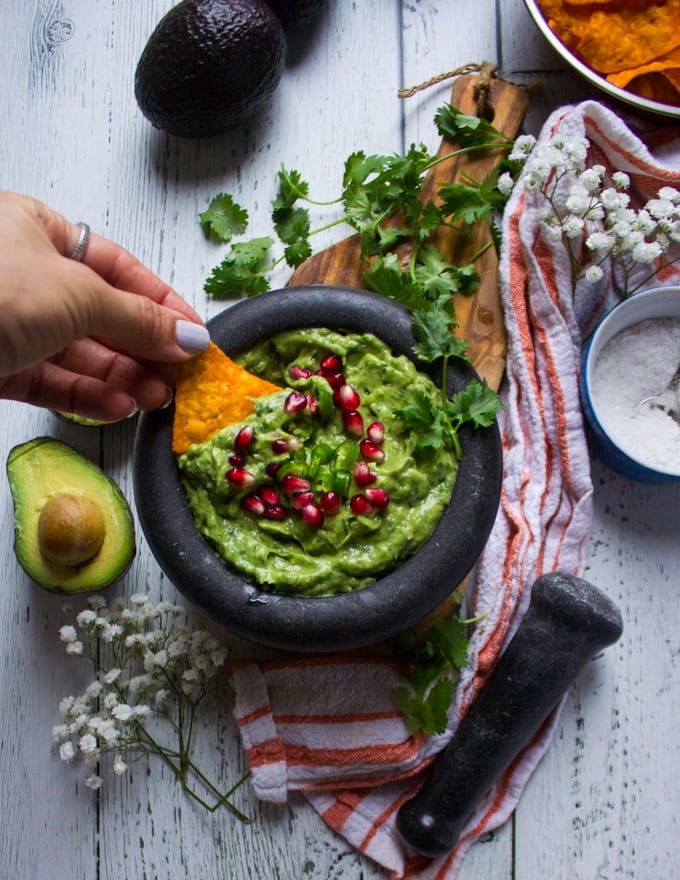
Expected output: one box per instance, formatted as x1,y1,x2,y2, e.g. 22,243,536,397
38,493,106,567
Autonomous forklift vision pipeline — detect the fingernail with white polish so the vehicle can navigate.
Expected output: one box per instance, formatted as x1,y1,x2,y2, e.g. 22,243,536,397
176,321,210,354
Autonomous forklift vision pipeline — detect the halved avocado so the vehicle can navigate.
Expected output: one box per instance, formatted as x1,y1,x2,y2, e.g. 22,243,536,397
6,437,136,593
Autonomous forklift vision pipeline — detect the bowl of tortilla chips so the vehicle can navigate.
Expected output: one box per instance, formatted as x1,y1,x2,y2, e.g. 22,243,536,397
525,0,680,118
133,286,503,653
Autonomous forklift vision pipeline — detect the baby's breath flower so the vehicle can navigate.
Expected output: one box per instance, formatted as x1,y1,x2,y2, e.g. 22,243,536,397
585,265,604,283
508,134,536,161
562,215,585,239
59,625,78,643
59,741,76,763
497,172,515,196
612,171,630,190
55,595,248,817
85,774,103,791
112,703,135,722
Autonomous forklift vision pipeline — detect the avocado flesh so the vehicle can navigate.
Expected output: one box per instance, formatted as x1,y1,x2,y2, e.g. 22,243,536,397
134,0,287,137
6,437,136,593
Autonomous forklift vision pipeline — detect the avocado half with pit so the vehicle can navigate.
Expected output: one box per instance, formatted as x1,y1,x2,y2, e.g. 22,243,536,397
6,437,136,593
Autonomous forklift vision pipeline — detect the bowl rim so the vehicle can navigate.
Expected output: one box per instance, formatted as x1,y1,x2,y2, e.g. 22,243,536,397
523,0,680,120
133,285,503,652
580,285,680,481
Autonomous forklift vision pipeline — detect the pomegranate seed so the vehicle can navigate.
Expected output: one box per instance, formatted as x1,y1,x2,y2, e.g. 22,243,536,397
320,354,343,373
334,383,361,411
324,371,346,390
342,410,364,436
234,425,254,453
281,473,312,494
241,494,265,516
365,488,389,510
226,467,256,488
360,439,385,462
353,461,377,486
366,421,384,444
302,502,325,529
319,491,342,516
306,394,319,415
271,438,289,455
259,487,280,507
229,452,246,467
292,490,316,511
263,504,286,521
265,462,281,480
349,493,374,516
284,390,308,414
289,365,312,380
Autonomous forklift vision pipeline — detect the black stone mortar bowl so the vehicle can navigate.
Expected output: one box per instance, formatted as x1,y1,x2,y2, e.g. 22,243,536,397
132,286,503,653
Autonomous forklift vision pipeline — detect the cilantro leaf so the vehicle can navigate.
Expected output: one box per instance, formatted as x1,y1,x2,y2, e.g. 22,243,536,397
203,237,274,298
448,379,503,429
434,103,507,150
395,677,454,737
393,391,450,457
413,244,463,301
391,610,476,737
411,296,468,363
364,253,429,311
273,166,309,213
199,193,249,243
438,182,494,226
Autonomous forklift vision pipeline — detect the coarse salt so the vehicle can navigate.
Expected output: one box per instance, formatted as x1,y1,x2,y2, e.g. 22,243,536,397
591,317,680,475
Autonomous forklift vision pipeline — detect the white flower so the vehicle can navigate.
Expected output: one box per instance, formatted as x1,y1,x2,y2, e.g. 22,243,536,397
59,741,76,763
658,186,680,203
79,733,98,754
600,188,629,211
611,171,630,190
103,668,122,684
584,264,604,283
497,172,515,196
85,681,104,699
112,704,134,722
65,641,84,656
113,755,128,776
631,240,662,263
130,593,149,606
578,167,602,193
103,691,120,710
541,221,564,243
85,774,103,791
565,184,590,215
646,197,675,220
100,623,124,643
586,231,613,253
509,134,536,161
563,137,588,166
76,609,97,627
562,215,584,239
154,689,169,709
59,625,78,643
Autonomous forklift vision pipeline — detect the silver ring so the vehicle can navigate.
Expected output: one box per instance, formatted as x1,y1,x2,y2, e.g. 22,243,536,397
70,222,90,262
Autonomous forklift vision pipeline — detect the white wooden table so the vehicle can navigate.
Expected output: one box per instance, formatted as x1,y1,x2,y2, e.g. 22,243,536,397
2,2,678,878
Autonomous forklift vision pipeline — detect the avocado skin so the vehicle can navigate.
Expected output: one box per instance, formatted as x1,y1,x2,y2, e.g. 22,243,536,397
263,0,328,30
135,0,287,138
6,437,136,594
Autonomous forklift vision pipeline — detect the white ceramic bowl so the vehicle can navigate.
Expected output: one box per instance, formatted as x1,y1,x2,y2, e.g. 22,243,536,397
523,0,680,121
580,286,680,482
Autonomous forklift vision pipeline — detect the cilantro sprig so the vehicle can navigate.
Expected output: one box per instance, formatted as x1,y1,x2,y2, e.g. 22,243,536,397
198,103,522,301
392,610,482,736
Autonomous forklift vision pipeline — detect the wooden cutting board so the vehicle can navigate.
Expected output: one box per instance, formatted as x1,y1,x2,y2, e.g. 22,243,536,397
287,72,529,392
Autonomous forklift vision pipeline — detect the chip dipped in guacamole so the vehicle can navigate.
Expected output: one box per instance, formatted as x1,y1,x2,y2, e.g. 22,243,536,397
175,328,458,597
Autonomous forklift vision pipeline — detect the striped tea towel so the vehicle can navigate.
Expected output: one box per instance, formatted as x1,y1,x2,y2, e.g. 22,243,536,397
233,101,680,879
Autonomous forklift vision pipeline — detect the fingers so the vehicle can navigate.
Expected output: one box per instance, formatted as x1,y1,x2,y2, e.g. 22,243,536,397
0,362,141,423
51,338,176,408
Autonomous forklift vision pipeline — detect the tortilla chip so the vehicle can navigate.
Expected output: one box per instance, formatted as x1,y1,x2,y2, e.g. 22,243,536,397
607,50,680,89
575,2,680,74
172,342,282,454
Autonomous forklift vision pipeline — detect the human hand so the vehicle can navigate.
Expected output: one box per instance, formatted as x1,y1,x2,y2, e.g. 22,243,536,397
0,192,210,422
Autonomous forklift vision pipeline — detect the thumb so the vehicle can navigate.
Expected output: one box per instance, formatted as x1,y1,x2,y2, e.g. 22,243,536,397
87,281,210,362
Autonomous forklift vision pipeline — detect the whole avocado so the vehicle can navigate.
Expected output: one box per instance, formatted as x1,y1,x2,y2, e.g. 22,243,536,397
135,0,287,138
262,0,328,30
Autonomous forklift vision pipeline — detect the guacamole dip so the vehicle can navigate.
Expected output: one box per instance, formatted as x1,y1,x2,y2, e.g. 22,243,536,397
177,328,457,596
